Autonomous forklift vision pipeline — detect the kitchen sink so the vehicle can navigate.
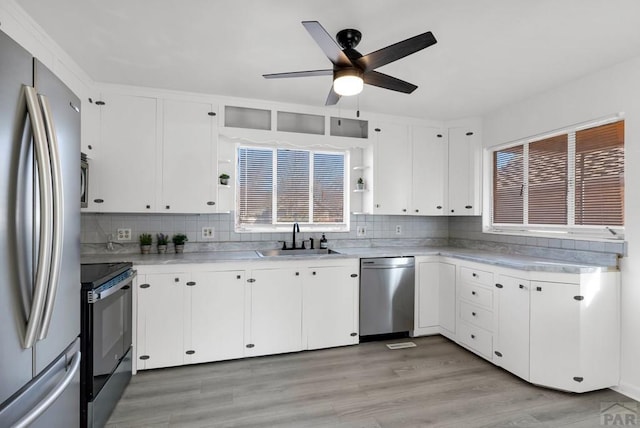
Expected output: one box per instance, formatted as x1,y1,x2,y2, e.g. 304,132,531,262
256,248,341,257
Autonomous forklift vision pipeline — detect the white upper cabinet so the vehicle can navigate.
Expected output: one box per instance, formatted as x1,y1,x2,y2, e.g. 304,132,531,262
372,122,411,215
89,93,158,212
411,126,447,215
162,99,218,213
447,127,481,215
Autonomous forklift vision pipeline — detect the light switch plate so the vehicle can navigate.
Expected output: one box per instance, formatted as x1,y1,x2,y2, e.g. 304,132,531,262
395,225,402,235
202,227,214,239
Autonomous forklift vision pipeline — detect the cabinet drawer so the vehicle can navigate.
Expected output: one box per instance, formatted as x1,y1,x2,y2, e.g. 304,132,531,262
458,322,492,359
459,282,493,309
460,301,492,331
460,266,493,286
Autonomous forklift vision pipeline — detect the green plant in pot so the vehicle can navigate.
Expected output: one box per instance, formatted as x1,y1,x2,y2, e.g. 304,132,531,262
219,173,230,185
356,177,365,190
139,233,152,254
172,233,188,253
156,233,169,254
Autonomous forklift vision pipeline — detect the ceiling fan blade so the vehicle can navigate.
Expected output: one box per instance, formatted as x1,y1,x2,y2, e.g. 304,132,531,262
356,31,437,71
263,69,333,79
325,86,341,106
302,21,352,67
363,71,418,94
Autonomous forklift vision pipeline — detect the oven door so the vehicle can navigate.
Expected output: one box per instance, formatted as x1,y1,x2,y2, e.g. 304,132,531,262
87,271,134,398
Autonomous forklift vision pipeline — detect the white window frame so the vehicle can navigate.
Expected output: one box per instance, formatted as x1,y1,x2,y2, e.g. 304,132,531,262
484,116,625,241
235,144,350,233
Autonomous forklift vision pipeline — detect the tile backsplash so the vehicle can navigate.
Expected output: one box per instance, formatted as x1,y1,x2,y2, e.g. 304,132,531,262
81,213,625,266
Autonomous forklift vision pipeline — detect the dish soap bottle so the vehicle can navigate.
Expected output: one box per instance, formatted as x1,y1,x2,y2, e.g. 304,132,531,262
320,234,328,249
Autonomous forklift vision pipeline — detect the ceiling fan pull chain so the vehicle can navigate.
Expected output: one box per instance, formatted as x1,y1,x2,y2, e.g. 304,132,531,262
357,95,360,118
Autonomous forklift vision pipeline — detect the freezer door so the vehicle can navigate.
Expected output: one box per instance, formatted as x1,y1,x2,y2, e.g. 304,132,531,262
33,59,81,373
0,29,36,405
0,337,80,428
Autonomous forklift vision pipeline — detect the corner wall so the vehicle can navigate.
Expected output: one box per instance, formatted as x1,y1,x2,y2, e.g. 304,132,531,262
482,55,640,400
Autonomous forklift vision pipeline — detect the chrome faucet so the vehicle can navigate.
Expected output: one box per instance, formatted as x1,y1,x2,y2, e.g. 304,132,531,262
292,222,300,249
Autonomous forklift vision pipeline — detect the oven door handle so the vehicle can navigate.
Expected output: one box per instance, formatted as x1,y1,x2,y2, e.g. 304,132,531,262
89,270,137,304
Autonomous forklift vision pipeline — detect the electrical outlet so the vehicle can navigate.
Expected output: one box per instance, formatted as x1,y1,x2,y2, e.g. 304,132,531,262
202,227,214,239
117,228,131,240
395,225,402,235
357,226,367,237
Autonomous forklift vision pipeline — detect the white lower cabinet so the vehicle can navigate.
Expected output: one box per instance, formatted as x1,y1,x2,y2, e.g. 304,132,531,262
134,259,359,371
493,274,530,381
185,270,246,364
303,264,359,350
245,267,303,357
136,272,188,370
414,258,456,338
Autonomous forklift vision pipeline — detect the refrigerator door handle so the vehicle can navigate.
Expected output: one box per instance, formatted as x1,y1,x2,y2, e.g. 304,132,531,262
22,86,54,350
36,94,64,341
12,349,81,428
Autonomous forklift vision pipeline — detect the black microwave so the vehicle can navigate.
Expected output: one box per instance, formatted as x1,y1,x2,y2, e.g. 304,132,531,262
81,152,88,208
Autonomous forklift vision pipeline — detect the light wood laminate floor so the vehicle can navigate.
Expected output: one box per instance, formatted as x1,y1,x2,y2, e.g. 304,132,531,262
106,336,635,427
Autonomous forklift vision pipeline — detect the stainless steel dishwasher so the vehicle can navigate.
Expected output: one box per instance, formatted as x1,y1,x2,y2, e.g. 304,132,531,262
359,257,415,337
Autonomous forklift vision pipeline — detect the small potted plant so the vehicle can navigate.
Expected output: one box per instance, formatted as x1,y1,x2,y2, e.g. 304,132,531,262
172,233,188,253
356,177,365,190
219,173,230,185
156,233,169,254
139,233,152,254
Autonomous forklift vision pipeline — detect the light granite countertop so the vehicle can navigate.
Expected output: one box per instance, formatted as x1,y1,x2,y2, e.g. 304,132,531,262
81,246,615,274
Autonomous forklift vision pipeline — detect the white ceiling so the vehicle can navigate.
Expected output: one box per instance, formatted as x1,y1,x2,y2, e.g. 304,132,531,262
16,0,640,120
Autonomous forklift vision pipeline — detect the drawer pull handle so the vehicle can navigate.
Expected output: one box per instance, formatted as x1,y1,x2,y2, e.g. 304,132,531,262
350,274,358,278
140,283,150,289
186,281,196,286
495,283,503,289
246,344,255,348
574,295,584,301
573,376,584,383
519,284,525,289
139,355,149,360
185,350,195,355
495,351,503,357
536,286,542,292
350,333,358,337
174,278,180,282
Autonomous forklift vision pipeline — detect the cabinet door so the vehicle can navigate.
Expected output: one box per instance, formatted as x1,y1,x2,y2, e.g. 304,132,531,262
448,127,480,215
162,99,217,213
494,275,530,380
91,93,158,212
303,265,358,350
185,270,245,364
373,122,411,215
136,273,186,370
416,261,439,329
438,263,456,335
246,268,303,356
412,127,447,215
530,281,581,390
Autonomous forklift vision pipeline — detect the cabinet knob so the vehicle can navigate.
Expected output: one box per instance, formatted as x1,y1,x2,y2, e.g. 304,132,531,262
402,209,407,212
573,376,584,383
376,204,380,208
495,283,503,289
146,205,151,209
519,284,525,289
472,272,478,277
465,205,473,209
495,351,503,357
470,334,476,339
140,283,150,289
472,312,476,317
236,275,241,279
246,344,255,348
312,271,317,276
436,206,442,209
451,209,454,213
471,291,476,296
536,286,542,292
207,201,216,206
350,332,357,337
185,350,195,355
166,205,170,209
93,198,104,204
415,209,419,213
295,272,300,276
174,278,180,282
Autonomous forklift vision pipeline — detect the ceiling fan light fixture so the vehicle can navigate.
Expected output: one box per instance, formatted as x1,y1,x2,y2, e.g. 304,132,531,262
333,69,364,96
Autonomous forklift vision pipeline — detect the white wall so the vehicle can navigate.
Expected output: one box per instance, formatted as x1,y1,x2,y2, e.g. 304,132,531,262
483,55,640,400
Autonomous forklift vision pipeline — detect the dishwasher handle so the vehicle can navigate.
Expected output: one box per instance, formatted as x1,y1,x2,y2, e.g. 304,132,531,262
361,257,414,269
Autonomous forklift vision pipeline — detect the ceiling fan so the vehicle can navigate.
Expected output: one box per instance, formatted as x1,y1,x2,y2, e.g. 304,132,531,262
263,21,437,105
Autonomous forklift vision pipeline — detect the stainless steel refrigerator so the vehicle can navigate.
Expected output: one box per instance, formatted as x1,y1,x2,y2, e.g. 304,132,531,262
0,29,81,427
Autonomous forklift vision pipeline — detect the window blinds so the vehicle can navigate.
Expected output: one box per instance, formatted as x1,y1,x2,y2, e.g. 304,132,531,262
313,152,345,223
238,147,273,225
528,135,568,225
493,145,524,224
